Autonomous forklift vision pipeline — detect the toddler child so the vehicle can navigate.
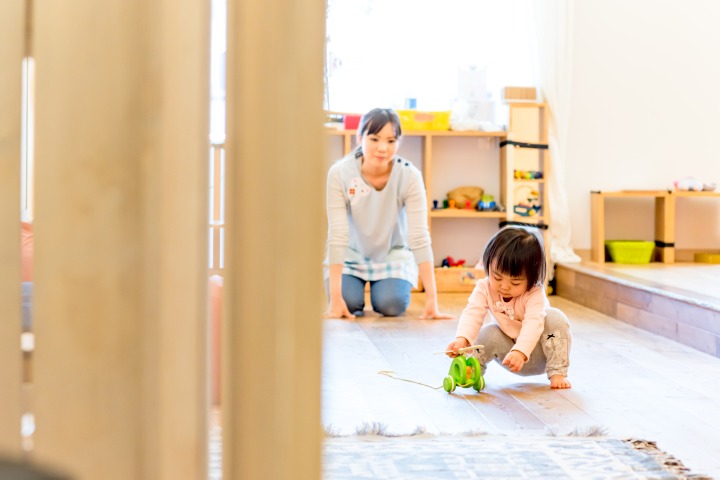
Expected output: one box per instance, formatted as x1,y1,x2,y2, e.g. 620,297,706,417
445,226,572,389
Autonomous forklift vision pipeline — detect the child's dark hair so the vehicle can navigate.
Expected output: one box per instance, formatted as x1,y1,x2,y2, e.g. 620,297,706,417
482,226,546,288
354,108,402,158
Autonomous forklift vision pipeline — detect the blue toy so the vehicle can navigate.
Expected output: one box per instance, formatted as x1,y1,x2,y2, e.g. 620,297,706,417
477,194,496,211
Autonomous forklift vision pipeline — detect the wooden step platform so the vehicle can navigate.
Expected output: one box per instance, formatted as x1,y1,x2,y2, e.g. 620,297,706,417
555,262,720,358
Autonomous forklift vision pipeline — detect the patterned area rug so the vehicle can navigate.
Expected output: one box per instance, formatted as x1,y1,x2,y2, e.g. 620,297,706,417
323,433,706,479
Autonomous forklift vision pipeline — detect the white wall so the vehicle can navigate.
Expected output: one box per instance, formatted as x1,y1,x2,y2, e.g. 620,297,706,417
565,0,720,254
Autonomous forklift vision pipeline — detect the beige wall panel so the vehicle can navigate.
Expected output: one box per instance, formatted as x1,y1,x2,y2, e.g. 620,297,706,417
31,0,210,478
0,0,24,457
224,0,326,478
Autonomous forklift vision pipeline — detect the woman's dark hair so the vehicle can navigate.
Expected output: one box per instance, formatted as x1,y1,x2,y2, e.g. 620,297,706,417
354,108,402,158
482,226,546,288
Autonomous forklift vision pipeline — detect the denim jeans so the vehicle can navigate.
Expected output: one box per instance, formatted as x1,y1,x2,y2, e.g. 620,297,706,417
22,281,33,331
327,274,412,317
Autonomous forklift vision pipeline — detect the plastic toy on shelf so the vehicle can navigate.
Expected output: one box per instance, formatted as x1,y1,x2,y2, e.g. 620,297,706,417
513,185,541,217
459,270,478,285
673,176,716,192
514,169,543,180
477,194,503,212
440,256,466,268
514,203,541,217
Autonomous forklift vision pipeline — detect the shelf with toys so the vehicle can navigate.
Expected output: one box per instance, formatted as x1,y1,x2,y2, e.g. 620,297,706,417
325,127,506,292
502,104,550,218
325,95,550,292
499,99,551,255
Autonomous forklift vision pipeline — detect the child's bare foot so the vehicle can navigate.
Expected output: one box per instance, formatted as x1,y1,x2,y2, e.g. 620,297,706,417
550,375,572,389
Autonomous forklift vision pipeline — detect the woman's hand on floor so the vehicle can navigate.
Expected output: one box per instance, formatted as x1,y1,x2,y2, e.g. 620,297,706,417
420,297,454,320
325,299,355,319
419,308,454,320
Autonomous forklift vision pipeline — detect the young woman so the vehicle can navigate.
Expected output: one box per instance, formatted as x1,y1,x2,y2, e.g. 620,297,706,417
446,226,572,389
324,108,451,320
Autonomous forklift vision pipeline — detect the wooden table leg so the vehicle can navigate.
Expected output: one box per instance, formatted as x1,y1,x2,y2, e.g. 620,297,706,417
655,194,675,263
590,192,605,263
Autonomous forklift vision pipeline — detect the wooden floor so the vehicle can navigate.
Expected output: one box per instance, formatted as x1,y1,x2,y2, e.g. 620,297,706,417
558,261,720,309
590,262,720,301
321,291,720,478
556,261,720,359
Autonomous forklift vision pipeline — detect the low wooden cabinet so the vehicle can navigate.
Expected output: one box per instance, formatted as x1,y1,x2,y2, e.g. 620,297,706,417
590,190,720,263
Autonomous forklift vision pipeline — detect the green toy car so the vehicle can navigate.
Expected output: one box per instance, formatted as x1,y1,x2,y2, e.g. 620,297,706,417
443,355,485,393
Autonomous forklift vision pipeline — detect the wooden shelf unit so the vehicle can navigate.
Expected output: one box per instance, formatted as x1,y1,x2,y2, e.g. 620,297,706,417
590,189,720,263
327,126,555,291
500,102,551,258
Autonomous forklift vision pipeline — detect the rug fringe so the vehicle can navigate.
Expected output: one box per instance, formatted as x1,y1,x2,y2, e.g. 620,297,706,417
325,422,612,438
546,424,608,437
625,438,713,480
322,422,406,437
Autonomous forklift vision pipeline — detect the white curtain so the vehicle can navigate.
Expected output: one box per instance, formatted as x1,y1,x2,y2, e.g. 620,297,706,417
532,0,582,269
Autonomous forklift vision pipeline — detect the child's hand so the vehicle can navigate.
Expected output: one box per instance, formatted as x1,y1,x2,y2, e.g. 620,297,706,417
445,337,470,358
502,350,527,372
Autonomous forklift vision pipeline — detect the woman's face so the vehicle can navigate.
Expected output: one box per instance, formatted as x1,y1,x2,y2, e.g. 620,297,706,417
359,122,398,166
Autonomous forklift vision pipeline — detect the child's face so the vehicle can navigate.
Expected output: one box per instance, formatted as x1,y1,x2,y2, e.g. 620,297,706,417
359,122,398,165
489,265,528,299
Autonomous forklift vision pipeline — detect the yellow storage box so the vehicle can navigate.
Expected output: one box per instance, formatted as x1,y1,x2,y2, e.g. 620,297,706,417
397,110,451,131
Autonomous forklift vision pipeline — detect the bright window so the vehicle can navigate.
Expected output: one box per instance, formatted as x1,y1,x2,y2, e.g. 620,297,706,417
325,0,537,118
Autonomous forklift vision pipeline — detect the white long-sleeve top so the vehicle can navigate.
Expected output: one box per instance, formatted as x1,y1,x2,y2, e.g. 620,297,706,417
324,152,433,286
455,277,548,360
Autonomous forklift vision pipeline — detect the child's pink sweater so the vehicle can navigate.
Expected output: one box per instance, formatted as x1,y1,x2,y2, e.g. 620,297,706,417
455,277,548,360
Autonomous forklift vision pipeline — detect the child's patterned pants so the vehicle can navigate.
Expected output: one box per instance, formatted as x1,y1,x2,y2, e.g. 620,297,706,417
472,307,571,378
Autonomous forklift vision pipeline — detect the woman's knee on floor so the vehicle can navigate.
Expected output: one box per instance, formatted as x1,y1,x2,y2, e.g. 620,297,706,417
371,293,409,316
370,279,411,316
340,275,367,314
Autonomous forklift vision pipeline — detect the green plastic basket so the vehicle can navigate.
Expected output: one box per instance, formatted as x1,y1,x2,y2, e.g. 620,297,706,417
605,240,655,264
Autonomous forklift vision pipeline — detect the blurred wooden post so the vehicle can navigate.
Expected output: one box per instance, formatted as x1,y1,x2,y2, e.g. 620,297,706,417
224,0,326,478
31,0,210,478
142,0,211,478
0,0,25,458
